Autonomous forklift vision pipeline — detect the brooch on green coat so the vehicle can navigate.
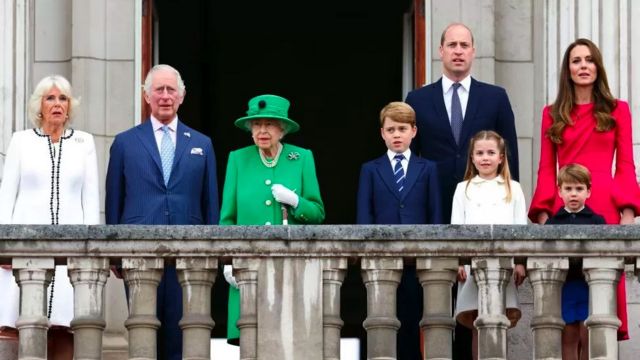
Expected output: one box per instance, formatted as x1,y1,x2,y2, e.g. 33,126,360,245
287,152,300,160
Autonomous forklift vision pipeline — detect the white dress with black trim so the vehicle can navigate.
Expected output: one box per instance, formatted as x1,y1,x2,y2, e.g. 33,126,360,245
0,128,100,327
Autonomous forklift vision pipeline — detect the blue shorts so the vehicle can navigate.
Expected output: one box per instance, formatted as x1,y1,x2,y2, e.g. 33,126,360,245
562,279,589,324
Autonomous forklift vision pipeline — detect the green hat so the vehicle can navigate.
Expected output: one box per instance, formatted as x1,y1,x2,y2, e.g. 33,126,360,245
234,94,300,134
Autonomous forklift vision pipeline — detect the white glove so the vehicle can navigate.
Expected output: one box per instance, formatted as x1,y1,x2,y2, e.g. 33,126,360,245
223,265,238,289
271,184,299,208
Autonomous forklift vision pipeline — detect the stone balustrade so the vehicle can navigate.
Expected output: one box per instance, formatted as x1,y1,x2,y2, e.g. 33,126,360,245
0,224,638,360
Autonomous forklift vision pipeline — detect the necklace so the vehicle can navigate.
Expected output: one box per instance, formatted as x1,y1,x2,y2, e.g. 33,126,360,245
259,143,283,168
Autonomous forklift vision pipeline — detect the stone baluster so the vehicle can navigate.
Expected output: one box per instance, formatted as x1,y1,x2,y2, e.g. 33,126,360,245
417,257,458,360
583,257,623,360
321,258,347,360
122,258,164,360
13,257,54,360
176,257,217,360
67,257,110,360
472,257,512,360
361,258,402,360
234,258,261,360
527,257,568,360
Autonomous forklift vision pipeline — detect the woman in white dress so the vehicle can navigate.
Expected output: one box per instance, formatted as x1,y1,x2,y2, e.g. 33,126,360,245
0,75,99,359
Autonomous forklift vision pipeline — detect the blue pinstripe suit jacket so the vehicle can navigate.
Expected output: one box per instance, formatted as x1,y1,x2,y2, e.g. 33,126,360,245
105,119,219,225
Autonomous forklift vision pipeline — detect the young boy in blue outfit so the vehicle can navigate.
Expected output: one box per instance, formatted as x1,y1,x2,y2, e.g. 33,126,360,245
356,101,442,359
545,163,605,360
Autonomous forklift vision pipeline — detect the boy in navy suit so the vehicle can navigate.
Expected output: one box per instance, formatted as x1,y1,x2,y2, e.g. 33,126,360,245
357,101,442,359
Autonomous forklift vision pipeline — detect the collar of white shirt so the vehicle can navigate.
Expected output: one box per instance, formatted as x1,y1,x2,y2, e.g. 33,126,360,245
386,149,412,163
470,174,505,184
150,115,178,133
441,74,472,94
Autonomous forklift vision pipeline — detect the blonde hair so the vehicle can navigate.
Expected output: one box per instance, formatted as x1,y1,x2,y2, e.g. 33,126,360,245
28,75,80,128
464,130,514,202
379,101,416,127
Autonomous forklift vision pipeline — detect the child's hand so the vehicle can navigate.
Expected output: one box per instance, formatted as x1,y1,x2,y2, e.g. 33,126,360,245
457,265,467,282
513,264,526,286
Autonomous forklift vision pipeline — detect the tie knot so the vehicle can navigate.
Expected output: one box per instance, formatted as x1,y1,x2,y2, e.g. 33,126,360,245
452,82,461,91
394,154,405,162
161,125,170,134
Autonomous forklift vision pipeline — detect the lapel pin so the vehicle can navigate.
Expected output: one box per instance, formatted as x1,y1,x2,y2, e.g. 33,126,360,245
183,132,191,137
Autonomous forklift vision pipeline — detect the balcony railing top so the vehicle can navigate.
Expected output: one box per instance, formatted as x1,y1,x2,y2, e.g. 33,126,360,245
0,224,638,259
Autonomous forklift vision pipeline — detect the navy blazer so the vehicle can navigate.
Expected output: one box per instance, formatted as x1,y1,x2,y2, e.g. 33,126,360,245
105,119,219,225
356,154,442,224
406,77,519,223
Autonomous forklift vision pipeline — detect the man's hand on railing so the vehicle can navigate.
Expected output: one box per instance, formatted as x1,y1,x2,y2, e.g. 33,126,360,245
457,265,466,282
224,265,238,289
513,264,526,286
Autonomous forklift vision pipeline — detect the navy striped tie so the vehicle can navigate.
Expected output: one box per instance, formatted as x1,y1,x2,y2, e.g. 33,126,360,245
393,154,405,193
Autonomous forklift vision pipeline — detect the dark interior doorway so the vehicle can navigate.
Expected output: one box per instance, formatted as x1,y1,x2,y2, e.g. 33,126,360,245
154,2,411,356
155,0,410,225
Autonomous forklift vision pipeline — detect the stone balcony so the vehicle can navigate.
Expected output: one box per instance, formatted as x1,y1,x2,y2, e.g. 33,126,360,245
0,224,638,360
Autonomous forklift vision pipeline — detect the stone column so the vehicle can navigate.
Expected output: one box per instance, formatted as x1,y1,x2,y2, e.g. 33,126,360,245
68,257,110,360
416,257,458,360
234,258,260,360
122,258,163,360
472,257,512,360
13,257,54,360
321,258,347,360
527,257,568,360
583,257,623,360
176,257,217,360
361,258,402,360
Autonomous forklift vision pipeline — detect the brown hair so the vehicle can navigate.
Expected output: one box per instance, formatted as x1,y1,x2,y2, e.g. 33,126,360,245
379,102,416,127
557,163,592,189
547,38,616,144
464,130,514,202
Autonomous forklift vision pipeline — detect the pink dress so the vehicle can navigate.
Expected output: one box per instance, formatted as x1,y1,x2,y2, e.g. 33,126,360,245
529,100,640,340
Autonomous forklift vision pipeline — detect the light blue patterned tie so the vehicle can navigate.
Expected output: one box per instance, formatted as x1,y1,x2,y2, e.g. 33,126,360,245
160,125,174,185
393,154,405,193
451,82,464,145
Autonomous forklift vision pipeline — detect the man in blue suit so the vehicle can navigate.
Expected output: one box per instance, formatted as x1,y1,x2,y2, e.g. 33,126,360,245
357,101,442,360
406,23,519,360
406,23,519,224
105,64,219,360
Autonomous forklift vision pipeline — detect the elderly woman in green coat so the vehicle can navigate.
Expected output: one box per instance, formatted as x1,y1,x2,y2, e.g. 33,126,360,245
220,94,325,343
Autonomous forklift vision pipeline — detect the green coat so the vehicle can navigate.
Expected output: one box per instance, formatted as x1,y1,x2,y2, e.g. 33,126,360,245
220,143,325,225
220,143,325,341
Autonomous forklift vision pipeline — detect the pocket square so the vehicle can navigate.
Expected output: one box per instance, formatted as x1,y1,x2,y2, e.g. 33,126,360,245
190,147,204,155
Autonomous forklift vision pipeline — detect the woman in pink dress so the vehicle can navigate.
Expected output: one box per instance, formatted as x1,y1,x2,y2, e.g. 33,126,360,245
529,38,640,349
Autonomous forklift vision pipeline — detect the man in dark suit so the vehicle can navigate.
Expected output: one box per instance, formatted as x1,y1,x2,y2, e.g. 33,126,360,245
405,23,519,359
357,102,442,359
105,64,219,360
406,23,519,224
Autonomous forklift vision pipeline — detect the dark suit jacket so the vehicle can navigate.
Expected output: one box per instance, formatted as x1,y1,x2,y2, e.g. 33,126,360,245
406,77,519,223
356,154,442,224
105,119,219,225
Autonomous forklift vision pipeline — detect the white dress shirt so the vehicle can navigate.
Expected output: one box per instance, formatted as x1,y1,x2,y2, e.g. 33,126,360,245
442,74,471,123
386,149,411,175
150,115,178,152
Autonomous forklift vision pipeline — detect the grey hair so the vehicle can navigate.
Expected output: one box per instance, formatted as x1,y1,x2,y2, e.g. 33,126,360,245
143,64,186,97
28,75,80,128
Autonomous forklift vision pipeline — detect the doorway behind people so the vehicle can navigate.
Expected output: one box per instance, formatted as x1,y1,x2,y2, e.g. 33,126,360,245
153,0,414,358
